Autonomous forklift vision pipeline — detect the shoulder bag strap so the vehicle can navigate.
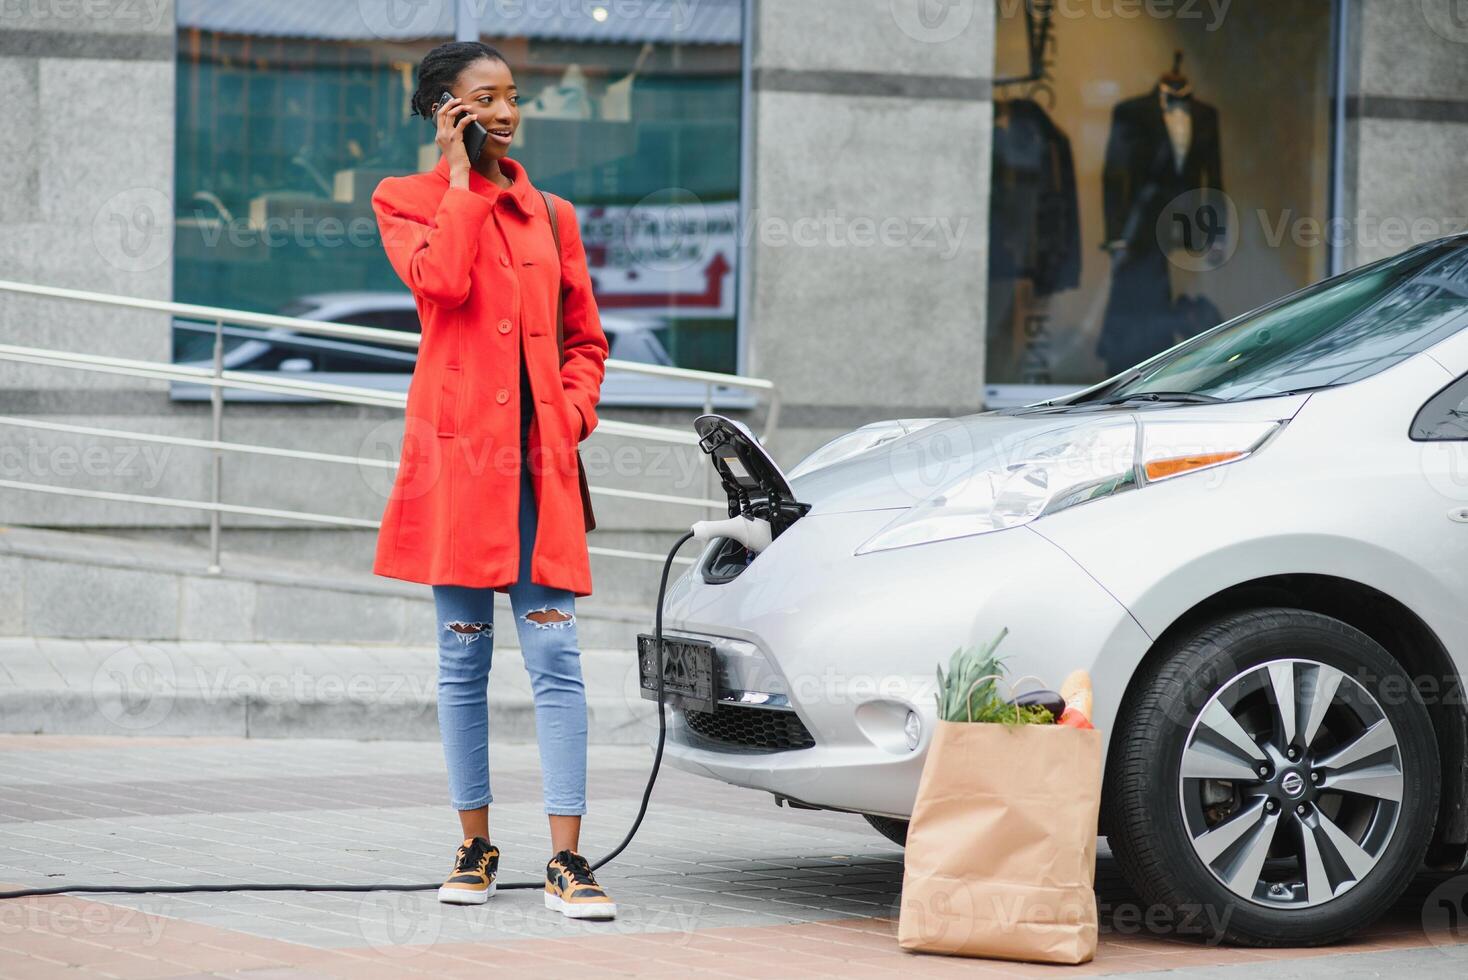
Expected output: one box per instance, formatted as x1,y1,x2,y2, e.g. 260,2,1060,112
540,189,566,366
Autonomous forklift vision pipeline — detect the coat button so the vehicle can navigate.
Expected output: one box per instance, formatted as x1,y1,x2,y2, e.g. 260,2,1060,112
497,318,512,334
499,254,511,267
495,388,509,404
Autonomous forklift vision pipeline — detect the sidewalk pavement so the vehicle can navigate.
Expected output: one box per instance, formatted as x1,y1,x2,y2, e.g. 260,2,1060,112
0,636,655,742
1,734,1466,978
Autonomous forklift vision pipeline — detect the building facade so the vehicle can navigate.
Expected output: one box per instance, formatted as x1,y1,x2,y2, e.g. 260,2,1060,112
1,1,1467,584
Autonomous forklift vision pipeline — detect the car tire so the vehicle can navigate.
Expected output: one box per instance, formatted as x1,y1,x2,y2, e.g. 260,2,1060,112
1104,607,1439,946
864,814,909,848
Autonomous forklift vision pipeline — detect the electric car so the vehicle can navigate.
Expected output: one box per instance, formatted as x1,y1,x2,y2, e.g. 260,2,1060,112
654,235,1468,946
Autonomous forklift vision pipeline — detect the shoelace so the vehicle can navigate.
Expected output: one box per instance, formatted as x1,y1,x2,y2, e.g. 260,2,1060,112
456,839,494,874
557,852,598,887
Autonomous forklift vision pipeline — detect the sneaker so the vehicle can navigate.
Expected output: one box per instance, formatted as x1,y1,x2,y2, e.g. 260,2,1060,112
437,836,499,905
544,849,617,919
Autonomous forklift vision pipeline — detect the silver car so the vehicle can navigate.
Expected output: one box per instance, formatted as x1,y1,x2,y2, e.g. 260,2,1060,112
658,236,1468,945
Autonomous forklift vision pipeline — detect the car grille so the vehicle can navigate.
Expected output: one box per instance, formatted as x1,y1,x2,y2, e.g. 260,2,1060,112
682,703,816,751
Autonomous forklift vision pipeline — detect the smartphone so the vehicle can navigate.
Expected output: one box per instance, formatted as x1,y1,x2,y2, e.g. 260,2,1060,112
432,90,489,163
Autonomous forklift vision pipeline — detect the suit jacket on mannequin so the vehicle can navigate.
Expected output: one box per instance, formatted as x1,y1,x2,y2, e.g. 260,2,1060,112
1097,85,1224,374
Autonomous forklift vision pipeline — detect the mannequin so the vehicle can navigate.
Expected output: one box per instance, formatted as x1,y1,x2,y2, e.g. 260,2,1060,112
1097,51,1224,374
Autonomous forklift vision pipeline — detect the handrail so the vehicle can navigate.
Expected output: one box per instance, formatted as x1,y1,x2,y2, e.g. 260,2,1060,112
0,278,778,422
0,342,703,443
0,278,777,571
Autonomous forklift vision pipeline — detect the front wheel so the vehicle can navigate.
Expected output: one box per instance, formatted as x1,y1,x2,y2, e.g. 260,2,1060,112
1104,608,1439,946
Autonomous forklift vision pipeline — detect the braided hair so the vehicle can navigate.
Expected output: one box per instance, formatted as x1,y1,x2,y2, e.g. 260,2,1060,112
409,41,509,120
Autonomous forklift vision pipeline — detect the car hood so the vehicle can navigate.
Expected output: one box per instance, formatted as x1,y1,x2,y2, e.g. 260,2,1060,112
786,395,1310,515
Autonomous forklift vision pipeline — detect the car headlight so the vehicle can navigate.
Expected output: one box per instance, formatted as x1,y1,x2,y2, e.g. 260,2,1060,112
854,418,1281,555
787,418,945,480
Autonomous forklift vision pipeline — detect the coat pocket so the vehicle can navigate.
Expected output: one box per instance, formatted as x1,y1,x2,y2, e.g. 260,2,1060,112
435,364,463,438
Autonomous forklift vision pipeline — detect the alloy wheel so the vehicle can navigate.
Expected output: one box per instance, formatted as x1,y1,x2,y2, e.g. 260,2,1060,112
1177,658,1404,909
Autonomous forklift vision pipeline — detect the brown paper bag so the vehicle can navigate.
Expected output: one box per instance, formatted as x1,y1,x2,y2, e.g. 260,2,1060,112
897,720,1103,964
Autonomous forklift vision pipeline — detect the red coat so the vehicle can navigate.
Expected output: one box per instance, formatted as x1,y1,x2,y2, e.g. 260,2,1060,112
370,155,608,596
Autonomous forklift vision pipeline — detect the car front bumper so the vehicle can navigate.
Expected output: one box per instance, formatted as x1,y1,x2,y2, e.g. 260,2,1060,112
655,508,1154,818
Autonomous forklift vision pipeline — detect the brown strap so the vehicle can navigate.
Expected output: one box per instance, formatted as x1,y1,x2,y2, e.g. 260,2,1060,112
541,190,566,367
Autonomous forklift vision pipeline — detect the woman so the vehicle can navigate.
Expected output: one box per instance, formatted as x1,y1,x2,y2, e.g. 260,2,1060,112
369,40,613,919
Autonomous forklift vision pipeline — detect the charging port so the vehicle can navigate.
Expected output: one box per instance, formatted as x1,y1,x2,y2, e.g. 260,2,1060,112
694,414,811,540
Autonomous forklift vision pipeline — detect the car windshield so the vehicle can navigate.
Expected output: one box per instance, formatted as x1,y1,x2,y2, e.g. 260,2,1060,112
1078,238,1468,404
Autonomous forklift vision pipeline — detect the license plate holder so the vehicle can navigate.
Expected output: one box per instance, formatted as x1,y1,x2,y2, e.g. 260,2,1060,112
637,633,717,714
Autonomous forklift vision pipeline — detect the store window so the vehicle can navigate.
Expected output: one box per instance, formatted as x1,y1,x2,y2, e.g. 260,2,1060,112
171,0,745,406
986,0,1338,404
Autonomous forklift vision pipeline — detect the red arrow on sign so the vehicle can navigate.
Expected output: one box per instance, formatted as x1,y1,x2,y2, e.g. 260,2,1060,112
592,253,732,310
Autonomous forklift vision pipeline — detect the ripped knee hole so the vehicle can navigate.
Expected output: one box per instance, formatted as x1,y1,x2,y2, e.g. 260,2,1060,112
523,608,574,629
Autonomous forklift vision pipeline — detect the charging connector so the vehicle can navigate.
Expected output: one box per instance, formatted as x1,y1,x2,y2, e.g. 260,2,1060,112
690,515,773,554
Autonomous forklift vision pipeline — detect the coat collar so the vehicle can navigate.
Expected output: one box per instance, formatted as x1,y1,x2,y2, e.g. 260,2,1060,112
432,154,536,216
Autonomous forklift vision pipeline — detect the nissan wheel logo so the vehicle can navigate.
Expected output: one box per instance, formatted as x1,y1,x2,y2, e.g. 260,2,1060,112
1281,772,1306,798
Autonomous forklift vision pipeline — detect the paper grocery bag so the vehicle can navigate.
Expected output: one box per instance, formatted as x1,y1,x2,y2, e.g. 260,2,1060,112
897,720,1103,964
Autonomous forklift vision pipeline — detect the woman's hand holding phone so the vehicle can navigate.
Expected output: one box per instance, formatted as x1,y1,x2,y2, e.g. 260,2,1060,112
434,95,477,187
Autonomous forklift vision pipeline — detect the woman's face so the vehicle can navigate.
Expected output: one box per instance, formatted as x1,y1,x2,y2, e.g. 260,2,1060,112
452,57,520,160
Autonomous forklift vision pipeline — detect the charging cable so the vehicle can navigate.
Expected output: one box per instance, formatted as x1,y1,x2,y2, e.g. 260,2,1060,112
0,530,699,901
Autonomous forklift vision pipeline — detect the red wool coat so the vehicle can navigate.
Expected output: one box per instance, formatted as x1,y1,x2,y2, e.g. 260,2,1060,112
370,155,608,596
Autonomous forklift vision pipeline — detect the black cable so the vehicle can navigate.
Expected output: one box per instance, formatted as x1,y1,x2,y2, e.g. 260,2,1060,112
0,530,699,901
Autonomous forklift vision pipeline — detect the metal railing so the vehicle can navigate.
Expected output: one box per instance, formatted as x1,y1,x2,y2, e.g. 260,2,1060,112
0,279,778,572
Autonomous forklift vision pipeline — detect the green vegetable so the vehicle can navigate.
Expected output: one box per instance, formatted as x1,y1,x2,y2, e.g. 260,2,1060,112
934,628,1054,725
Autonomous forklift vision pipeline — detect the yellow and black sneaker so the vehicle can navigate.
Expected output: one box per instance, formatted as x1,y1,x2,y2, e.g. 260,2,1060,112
437,836,499,905
544,849,617,920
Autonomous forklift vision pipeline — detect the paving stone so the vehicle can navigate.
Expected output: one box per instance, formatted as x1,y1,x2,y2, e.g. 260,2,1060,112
0,734,1461,977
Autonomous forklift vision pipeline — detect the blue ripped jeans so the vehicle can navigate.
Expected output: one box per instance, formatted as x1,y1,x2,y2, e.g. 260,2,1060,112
432,460,588,815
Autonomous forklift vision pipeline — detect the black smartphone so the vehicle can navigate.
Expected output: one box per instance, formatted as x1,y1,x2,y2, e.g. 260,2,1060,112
432,90,489,163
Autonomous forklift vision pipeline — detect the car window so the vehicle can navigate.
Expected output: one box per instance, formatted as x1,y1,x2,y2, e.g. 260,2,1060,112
1087,239,1468,403
337,309,421,333
232,335,416,375
1412,374,1468,441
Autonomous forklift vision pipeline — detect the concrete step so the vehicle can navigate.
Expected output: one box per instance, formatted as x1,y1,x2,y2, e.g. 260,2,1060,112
0,636,666,744
0,524,667,649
